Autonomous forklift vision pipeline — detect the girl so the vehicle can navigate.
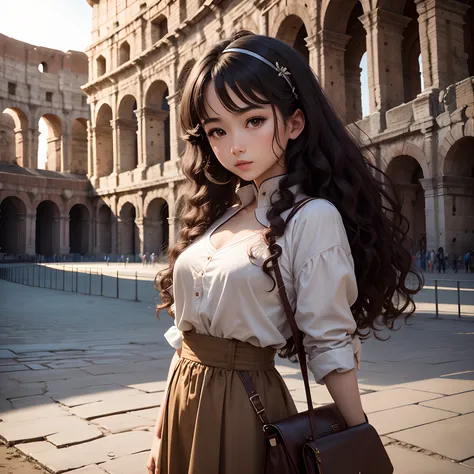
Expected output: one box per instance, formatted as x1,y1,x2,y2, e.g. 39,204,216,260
147,31,423,474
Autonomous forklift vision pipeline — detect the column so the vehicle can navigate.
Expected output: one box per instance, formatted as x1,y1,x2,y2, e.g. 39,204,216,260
134,107,146,168
60,216,70,255
13,127,29,168
87,121,94,179
135,217,145,255
359,9,412,114
167,217,178,249
28,128,40,169
305,34,321,80
110,118,121,174
416,0,470,91
25,213,36,255
166,91,180,162
110,195,118,255
318,29,351,122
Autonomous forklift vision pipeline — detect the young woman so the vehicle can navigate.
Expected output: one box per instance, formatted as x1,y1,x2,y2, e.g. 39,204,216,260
147,31,423,474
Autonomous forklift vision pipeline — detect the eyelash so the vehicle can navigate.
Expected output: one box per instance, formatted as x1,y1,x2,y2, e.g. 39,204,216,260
206,117,266,139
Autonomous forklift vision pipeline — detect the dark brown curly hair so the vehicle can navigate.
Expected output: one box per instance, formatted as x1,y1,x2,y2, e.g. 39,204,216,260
155,31,424,359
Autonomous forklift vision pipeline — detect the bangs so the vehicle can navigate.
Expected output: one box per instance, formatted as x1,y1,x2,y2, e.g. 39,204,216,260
193,54,272,125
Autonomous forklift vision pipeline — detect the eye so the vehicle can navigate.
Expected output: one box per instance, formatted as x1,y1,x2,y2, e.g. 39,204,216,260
247,117,265,128
206,128,225,139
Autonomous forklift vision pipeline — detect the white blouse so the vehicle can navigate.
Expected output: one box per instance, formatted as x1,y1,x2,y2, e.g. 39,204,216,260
164,174,361,384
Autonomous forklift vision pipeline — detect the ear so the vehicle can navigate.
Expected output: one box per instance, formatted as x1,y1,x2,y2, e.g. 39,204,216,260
288,109,305,140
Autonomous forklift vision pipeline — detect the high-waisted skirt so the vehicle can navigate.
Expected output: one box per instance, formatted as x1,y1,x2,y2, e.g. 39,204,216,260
157,331,297,474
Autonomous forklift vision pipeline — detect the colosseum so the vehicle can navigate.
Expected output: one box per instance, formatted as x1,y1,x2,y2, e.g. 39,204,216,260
0,0,473,262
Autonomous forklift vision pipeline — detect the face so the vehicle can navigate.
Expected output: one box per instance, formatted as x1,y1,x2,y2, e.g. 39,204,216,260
201,84,304,189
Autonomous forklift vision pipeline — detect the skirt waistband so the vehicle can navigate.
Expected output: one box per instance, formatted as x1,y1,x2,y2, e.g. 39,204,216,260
181,331,276,371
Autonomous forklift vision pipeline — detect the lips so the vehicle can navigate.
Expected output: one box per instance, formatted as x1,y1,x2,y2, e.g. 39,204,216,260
235,161,252,166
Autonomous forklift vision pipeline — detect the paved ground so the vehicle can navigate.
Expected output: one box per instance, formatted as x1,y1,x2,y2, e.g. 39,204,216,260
0,265,474,474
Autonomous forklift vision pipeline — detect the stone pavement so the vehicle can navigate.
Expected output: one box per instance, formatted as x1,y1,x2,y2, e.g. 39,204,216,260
0,275,474,473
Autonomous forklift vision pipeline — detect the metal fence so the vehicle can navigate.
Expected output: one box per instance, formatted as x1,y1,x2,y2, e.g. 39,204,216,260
0,264,160,303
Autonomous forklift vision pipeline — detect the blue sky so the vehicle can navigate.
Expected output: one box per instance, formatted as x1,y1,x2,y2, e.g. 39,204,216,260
0,0,92,52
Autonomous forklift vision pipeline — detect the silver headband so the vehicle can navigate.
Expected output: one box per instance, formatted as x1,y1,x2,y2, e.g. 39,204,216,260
221,47,299,100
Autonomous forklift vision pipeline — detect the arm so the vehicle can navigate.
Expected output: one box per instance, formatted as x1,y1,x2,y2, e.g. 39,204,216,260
324,368,366,427
153,348,181,439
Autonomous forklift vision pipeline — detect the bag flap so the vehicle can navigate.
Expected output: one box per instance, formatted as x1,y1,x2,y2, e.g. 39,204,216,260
303,423,393,474
265,404,347,473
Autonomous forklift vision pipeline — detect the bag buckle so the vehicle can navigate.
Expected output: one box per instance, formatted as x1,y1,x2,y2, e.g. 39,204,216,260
249,393,265,414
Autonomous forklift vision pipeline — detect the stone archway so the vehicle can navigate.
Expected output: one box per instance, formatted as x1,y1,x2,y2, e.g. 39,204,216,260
442,136,474,256
71,118,88,174
386,155,426,256
119,202,139,257
98,204,112,255
39,114,62,171
275,15,310,63
117,95,139,173
95,104,113,177
0,196,27,255
69,204,90,255
144,81,170,166
35,200,60,256
144,198,169,256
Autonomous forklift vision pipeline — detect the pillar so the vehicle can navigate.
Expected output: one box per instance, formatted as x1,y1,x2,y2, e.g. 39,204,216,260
60,216,70,255
135,217,145,255
415,0,470,91
87,121,94,179
25,212,36,255
360,9,412,114
28,127,39,169
318,29,351,122
166,92,180,162
305,34,321,79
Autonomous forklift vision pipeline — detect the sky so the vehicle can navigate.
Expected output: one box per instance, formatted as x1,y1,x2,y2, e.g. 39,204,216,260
0,0,92,52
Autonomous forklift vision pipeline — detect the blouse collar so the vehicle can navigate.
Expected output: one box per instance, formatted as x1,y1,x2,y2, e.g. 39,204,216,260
235,174,303,227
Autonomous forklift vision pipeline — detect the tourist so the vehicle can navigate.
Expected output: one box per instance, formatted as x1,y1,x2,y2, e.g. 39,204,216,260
148,32,423,474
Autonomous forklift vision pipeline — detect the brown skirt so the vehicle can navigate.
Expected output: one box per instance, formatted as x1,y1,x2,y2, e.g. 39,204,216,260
157,331,297,474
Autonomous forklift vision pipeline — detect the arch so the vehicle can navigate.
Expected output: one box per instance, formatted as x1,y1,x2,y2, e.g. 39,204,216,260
0,112,16,165
38,113,63,171
275,15,310,63
151,14,168,44
97,55,106,77
0,196,27,255
117,194,142,219
95,103,113,177
71,118,88,174
117,94,138,172
119,41,131,65
382,141,430,179
271,4,314,39
144,198,169,256
322,0,370,33
119,202,139,256
35,200,60,256
439,118,474,174
144,81,171,165
386,155,426,256
69,204,90,255
344,2,367,122
98,204,112,254
402,0,422,103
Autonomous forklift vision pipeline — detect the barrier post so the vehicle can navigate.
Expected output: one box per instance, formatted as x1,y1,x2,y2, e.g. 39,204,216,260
62,266,65,291
116,271,119,298
135,271,138,301
457,281,461,317
435,280,439,318
75,267,78,293
100,270,103,296
89,269,92,295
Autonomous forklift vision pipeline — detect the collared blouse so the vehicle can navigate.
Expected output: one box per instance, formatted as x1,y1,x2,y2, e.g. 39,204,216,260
163,174,361,384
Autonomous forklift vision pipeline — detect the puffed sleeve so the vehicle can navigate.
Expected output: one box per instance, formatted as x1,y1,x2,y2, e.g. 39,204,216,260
291,201,361,385
163,285,182,350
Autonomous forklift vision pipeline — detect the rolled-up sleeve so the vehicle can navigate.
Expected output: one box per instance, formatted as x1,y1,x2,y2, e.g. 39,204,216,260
294,245,361,385
164,318,182,350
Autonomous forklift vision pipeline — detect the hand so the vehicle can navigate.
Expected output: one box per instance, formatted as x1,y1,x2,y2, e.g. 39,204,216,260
147,435,161,474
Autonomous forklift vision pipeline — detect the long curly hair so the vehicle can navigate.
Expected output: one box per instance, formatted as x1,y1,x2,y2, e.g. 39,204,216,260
156,31,424,359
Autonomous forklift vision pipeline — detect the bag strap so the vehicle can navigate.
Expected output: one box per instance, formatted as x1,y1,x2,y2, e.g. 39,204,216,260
238,197,318,439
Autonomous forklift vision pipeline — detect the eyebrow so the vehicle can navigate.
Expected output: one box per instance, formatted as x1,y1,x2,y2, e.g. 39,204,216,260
202,105,265,126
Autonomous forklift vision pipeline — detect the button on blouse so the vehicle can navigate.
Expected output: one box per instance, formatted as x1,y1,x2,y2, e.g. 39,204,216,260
164,174,361,385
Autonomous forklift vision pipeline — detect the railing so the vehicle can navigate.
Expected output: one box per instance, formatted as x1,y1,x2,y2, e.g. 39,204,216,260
0,264,160,303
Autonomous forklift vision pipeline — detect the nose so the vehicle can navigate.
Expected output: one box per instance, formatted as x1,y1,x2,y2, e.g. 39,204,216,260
231,142,246,155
